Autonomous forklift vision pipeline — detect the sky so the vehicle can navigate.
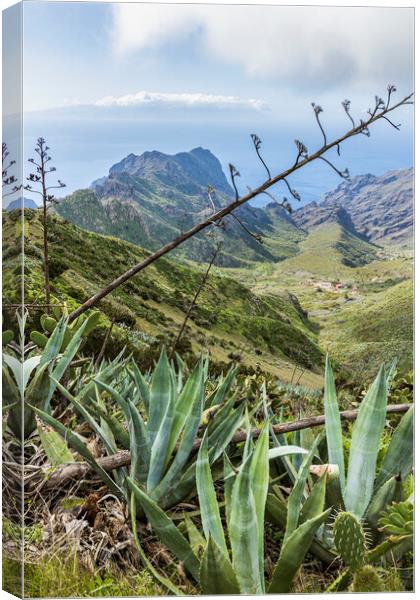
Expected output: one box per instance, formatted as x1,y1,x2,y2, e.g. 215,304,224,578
2,1,414,205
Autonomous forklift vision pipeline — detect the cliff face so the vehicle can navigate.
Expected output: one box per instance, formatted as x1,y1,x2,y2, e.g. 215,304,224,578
294,168,413,246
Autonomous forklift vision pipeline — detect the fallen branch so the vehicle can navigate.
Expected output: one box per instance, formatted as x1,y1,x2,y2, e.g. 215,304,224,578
40,403,410,490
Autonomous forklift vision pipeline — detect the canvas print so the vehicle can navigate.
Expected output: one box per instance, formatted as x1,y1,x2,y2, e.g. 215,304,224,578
2,1,414,597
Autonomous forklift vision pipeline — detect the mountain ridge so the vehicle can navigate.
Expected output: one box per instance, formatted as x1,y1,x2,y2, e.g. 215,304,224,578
54,149,413,269
56,147,303,267
294,167,413,246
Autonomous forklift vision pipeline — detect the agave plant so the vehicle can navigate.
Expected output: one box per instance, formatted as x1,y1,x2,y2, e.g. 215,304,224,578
3,310,93,438
127,424,330,594
33,351,244,508
323,356,413,524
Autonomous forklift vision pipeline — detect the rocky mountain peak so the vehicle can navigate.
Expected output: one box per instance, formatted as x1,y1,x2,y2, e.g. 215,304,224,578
106,147,233,196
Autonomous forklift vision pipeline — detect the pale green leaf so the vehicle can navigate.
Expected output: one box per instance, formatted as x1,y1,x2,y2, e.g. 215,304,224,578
324,355,346,492
344,365,387,518
199,537,240,595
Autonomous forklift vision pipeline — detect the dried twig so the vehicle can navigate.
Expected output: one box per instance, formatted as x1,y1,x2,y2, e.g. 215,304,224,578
2,143,21,198
168,243,222,360
251,133,271,179
229,212,263,243
95,317,116,367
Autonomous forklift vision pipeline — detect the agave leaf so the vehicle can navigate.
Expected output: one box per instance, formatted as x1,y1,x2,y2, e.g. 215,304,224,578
207,401,244,464
147,386,175,493
156,397,242,509
366,476,401,530
152,372,203,503
322,464,345,509
129,361,150,414
165,360,204,467
93,379,131,421
344,365,387,518
52,379,117,455
386,357,398,388
265,493,288,528
268,508,331,593
207,366,237,408
285,436,319,540
2,354,42,398
184,514,206,557
129,494,184,596
148,350,174,443
375,405,413,491
31,405,123,497
268,445,308,460
196,433,227,555
300,470,327,524
199,537,240,595
2,363,20,404
20,363,51,437
78,354,126,405
44,318,89,410
126,477,200,581
2,354,23,394
250,422,269,591
38,316,67,369
268,419,299,486
37,422,73,466
25,362,50,406
223,452,235,529
90,401,130,449
324,355,346,492
229,453,262,594
127,399,150,486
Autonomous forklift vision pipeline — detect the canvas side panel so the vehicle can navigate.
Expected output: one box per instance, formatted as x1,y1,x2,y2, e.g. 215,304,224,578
2,2,24,598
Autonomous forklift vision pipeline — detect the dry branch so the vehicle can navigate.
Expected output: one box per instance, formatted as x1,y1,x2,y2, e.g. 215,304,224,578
40,402,410,490
68,92,412,322
168,242,221,360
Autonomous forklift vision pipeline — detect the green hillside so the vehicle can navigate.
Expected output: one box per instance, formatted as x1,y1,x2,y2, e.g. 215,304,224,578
276,221,378,278
2,209,323,385
321,279,413,379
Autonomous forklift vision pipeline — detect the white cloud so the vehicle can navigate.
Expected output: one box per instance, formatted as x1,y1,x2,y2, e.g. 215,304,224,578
93,90,268,111
110,4,413,89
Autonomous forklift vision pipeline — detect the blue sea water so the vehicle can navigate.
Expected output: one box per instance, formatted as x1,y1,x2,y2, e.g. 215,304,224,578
3,108,413,208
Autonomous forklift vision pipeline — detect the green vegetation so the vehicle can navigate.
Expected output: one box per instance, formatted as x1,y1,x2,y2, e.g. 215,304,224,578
276,222,378,278
2,554,160,598
321,279,413,379
3,314,411,595
2,209,323,382
1,160,413,596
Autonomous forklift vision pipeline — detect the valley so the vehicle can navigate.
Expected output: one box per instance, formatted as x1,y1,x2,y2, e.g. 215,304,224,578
4,149,413,387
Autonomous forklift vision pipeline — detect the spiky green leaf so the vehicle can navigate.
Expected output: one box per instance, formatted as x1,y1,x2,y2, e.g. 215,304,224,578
126,477,200,581
199,537,240,595
344,365,388,518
